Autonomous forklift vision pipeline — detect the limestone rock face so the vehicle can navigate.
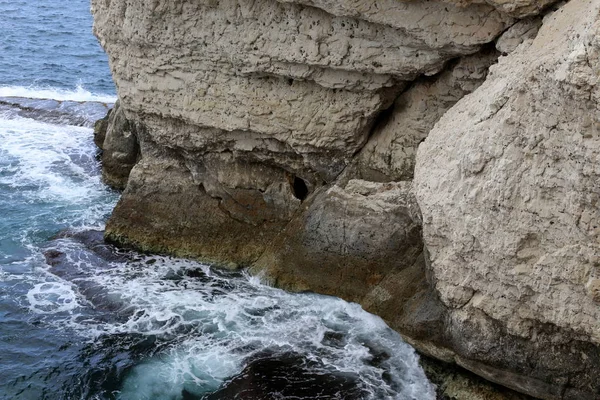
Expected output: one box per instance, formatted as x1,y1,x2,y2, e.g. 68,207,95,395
495,17,542,55
350,49,499,182
415,0,600,396
92,0,512,264
443,0,557,17
254,180,423,300
94,101,139,189
91,0,600,398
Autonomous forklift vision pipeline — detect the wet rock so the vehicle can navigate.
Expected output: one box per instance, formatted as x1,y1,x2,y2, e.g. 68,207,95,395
43,230,130,313
93,107,111,149
254,180,423,301
420,356,535,400
99,101,140,190
105,157,291,267
204,351,367,400
0,97,107,127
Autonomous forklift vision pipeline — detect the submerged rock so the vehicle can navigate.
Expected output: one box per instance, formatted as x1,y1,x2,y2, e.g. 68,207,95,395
204,351,368,400
0,97,109,127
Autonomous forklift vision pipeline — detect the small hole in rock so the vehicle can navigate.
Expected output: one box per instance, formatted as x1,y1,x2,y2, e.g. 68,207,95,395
291,176,309,201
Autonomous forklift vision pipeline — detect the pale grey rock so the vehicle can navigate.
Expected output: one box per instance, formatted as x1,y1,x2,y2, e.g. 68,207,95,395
91,0,514,263
415,0,600,348
276,0,513,49
443,0,557,17
496,17,542,54
90,0,599,397
351,49,499,182
91,0,513,184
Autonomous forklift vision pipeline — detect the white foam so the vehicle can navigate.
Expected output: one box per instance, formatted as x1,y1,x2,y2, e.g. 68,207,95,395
34,254,436,399
0,83,434,397
27,281,82,314
0,85,116,104
0,114,117,229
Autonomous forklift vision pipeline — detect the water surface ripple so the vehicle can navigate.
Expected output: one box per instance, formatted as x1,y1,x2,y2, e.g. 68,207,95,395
0,1,435,399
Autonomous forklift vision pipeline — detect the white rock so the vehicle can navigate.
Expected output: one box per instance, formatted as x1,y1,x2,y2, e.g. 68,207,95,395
415,0,600,342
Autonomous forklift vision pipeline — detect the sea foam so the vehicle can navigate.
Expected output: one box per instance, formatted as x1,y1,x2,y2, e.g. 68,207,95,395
0,85,116,104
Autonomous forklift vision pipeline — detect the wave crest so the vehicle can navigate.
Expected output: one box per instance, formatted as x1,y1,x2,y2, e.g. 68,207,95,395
0,84,116,103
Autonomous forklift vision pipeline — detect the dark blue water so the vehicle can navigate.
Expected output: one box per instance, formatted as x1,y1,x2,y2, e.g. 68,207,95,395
0,2,435,399
0,0,115,95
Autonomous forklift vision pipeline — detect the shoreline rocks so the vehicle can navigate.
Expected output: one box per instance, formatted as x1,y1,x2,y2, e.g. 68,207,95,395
92,0,600,397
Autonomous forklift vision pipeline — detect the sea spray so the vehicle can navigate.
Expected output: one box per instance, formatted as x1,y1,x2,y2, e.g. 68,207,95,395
0,93,435,399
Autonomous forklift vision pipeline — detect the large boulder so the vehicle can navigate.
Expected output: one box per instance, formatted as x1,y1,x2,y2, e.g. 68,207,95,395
96,101,140,189
415,0,600,397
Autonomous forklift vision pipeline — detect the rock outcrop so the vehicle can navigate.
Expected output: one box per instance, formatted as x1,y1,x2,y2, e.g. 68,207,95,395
92,0,512,265
94,101,139,189
415,0,600,397
92,0,600,398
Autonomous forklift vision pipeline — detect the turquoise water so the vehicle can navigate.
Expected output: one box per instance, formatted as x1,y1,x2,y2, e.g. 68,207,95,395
0,1,435,399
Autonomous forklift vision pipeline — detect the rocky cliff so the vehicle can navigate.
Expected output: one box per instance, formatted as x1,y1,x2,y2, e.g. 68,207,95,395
92,0,600,398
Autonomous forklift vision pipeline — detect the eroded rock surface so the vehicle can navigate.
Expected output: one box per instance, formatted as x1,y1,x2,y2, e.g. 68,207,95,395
92,0,599,398
95,101,139,189
348,49,499,182
415,0,600,397
92,0,512,264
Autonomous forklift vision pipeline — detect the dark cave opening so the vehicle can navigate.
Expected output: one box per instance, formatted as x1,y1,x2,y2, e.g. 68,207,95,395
291,176,309,201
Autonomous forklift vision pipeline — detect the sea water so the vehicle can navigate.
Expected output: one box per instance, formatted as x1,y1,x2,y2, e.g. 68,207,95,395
0,1,435,399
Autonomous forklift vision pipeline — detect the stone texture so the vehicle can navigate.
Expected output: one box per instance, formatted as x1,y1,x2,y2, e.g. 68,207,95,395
254,180,423,299
97,101,140,189
348,49,498,182
91,0,600,398
93,108,111,149
415,0,600,396
495,17,542,55
420,356,536,400
91,0,513,263
443,0,557,18
416,0,600,345
105,151,291,267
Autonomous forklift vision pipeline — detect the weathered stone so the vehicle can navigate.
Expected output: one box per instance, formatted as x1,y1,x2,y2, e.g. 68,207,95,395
100,101,140,189
93,108,111,149
495,17,542,55
415,0,600,397
91,0,513,260
254,180,423,300
349,49,499,182
442,0,557,18
91,0,598,398
105,154,290,267
420,356,536,400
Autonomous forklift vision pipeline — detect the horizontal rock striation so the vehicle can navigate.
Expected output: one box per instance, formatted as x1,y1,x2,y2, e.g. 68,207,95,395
92,0,512,264
91,0,600,398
